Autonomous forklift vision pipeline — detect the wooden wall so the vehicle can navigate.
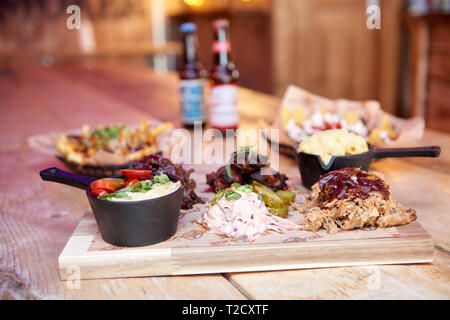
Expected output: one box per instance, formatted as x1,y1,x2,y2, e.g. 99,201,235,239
272,0,404,115
0,0,173,60
169,10,272,94
408,14,450,133
84,0,153,50
427,23,450,132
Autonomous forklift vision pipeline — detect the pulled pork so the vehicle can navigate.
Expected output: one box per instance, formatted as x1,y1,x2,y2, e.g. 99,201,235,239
303,168,417,233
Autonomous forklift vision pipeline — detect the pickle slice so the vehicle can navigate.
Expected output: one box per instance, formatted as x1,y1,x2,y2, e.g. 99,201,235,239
268,206,288,218
252,181,285,209
275,190,296,204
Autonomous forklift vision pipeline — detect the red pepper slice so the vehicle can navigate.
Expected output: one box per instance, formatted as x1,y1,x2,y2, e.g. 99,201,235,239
125,179,140,187
121,169,152,180
90,180,115,193
91,188,110,197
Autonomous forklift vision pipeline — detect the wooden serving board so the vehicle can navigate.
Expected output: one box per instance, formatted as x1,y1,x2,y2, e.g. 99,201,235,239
58,188,435,280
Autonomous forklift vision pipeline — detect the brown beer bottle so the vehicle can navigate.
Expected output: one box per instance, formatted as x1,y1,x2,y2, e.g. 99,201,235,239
179,23,208,129
209,19,240,134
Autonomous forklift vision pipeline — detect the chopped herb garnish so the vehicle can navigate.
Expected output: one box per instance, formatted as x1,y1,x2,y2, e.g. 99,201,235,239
210,184,254,205
210,189,225,205
152,173,170,185
98,174,172,200
90,125,122,147
225,190,241,201
235,145,254,156
225,165,232,178
98,191,132,200
232,145,258,165
248,148,254,164
235,184,253,193
131,180,153,192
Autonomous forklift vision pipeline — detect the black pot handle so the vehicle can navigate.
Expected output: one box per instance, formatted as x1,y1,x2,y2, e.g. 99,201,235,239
373,146,441,159
40,167,96,190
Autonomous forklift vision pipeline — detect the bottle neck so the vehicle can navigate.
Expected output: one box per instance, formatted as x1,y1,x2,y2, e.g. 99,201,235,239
182,32,199,65
212,27,231,66
214,51,230,66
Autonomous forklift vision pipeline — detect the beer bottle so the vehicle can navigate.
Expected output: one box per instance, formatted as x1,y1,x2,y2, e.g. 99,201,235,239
179,23,207,129
210,19,240,133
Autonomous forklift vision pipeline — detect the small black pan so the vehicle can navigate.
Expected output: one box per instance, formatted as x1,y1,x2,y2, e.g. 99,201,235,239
40,167,184,247
296,145,441,189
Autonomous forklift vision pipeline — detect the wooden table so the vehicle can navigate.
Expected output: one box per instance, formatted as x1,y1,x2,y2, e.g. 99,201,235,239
0,61,449,300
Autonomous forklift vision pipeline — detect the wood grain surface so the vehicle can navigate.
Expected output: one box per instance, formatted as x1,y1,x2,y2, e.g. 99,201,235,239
0,61,448,299
271,0,404,114
58,213,433,280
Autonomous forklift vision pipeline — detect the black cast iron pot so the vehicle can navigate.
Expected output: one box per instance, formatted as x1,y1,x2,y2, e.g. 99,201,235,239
40,167,184,247
296,145,441,189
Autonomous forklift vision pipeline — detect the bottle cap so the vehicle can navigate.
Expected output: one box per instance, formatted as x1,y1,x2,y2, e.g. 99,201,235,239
180,23,197,33
213,19,229,29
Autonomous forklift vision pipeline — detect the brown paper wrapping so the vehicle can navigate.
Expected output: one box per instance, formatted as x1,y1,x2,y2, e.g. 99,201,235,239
274,85,425,148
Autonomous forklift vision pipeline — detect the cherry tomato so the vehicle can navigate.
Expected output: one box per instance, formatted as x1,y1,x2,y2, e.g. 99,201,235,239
91,188,110,197
121,169,152,180
90,180,115,193
125,179,140,187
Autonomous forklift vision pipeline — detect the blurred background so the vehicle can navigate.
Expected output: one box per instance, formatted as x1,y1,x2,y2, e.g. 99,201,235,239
0,0,449,132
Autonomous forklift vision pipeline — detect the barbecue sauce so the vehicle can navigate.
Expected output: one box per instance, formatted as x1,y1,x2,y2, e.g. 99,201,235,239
318,168,390,202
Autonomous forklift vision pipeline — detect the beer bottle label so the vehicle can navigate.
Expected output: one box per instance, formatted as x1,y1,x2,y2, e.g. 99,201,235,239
210,84,239,127
212,40,231,53
179,79,206,124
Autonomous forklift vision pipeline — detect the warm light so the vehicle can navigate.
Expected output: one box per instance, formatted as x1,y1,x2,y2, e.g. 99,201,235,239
183,0,205,7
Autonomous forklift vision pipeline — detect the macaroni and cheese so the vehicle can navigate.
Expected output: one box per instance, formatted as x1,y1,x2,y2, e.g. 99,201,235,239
297,129,369,165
